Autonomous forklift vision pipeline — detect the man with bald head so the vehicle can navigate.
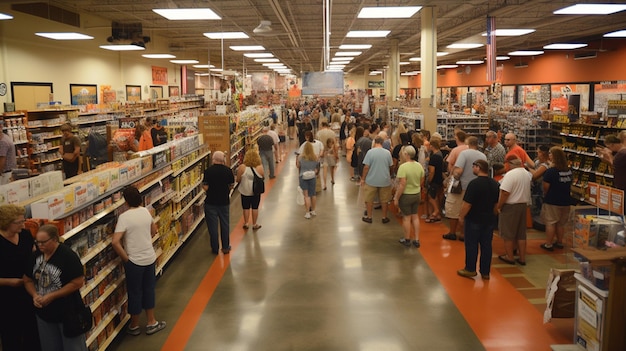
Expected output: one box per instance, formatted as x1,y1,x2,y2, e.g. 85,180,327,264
502,133,534,172
202,151,235,254
483,130,505,172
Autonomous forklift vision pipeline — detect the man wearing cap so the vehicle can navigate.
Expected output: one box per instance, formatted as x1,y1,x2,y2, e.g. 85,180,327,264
457,159,500,280
0,126,16,184
202,151,235,254
443,136,486,241
61,123,81,178
496,154,532,265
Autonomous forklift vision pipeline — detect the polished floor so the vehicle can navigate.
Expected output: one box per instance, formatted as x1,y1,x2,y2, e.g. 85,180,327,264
109,140,577,351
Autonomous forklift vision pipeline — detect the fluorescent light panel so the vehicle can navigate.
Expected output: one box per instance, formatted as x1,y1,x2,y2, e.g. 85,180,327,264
143,54,176,59
447,43,484,49
254,58,280,63
100,44,145,51
170,59,199,64
346,30,390,38
399,62,410,65
357,6,421,19
508,50,544,56
332,57,353,61
496,56,510,60
210,68,223,72
554,4,626,15
0,13,13,20
331,61,351,65
335,51,362,56
370,70,382,74
604,29,626,37
36,32,93,40
153,8,221,20
481,29,535,37
543,43,588,49
243,53,274,58
437,64,458,69
230,45,265,51
193,64,215,68
457,60,483,64
339,44,372,50
204,32,249,39
262,64,285,67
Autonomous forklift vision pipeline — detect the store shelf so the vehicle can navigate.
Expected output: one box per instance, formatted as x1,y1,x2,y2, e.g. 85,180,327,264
148,189,174,207
80,239,112,265
174,191,205,220
172,149,210,177
89,275,126,313
33,157,62,165
173,178,203,203
93,314,130,351
563,148,596,157
86,299,128,347
571,166,614,179
152,232,161,243
81,258,122,298
42,134,62,140
138,169,174,192
63,200,126,242
156,213,204,275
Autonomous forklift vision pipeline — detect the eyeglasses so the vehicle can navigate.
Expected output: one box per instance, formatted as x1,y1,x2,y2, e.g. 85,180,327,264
35,238,53,246
12,219,25,225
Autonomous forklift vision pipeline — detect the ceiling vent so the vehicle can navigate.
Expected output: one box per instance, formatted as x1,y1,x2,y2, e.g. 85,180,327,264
253,20,273,35
12,2,79,27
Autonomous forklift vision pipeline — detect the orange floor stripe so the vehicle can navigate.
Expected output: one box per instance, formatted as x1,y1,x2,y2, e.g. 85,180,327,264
161,155,287,351
414,218,572,350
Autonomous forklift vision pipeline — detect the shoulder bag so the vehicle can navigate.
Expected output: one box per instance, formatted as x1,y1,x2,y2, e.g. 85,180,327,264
62,294,93,337
251,167,265,195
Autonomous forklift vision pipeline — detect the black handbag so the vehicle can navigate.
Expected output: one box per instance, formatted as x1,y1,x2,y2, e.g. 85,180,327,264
63,294,93,338
251,167,265,195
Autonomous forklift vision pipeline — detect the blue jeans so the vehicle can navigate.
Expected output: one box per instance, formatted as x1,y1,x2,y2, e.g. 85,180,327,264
124,261,156,315
464,219,494,275
204,204,230,253
36,316,87,351
259,149,275,178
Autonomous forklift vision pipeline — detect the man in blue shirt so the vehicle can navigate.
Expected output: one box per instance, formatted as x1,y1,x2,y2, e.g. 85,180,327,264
361,136,393,224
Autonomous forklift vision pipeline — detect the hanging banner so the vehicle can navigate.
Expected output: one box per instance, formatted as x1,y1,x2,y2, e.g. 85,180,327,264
368,81,385,88
486,16,496,82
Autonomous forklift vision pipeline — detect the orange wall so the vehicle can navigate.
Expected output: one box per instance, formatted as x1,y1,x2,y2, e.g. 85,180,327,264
407,39,626,88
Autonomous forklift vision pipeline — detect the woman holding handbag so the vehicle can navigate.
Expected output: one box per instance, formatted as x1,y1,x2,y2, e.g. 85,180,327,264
23,224,88,351
297,142,320,219
237,149,265,230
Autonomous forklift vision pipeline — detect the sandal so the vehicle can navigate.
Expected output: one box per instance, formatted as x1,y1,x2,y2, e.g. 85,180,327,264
243,224,249,230
252,224,262,230
498,255,516,265
425,217,441,223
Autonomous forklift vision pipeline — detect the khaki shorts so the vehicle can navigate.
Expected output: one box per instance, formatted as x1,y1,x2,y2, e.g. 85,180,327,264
541,204,570,226
444,191,464,219
498,203,527,241
363,183,392,203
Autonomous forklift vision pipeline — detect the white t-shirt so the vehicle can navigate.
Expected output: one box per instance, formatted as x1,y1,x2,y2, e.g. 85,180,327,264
114,207,157,266
267,130,280,147
500,167,532,204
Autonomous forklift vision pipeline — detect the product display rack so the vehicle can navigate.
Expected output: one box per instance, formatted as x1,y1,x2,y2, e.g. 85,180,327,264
26,108,80,174
436,113,490,142
23,136,209,351
1,111,30,169
493,112,552,159
551,120,623,199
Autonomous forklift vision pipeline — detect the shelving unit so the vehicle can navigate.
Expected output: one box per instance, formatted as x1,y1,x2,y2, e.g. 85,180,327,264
436,113,490,142
22,136,210,351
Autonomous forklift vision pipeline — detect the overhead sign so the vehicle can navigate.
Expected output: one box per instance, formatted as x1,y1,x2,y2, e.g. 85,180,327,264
368,81,384,88
302,72,344,96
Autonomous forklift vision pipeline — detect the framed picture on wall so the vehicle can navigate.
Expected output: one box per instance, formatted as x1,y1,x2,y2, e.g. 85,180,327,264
168,86,180,97
149,85,163,99
70,84,97,105
126,85,141,102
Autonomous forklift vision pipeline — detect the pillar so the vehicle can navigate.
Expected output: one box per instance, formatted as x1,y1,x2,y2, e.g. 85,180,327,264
420,7,437,132
387,39,400,101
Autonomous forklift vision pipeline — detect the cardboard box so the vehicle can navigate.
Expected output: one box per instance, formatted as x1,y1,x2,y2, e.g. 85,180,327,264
544,269,576,321
29,175,50,197
7,179,30,204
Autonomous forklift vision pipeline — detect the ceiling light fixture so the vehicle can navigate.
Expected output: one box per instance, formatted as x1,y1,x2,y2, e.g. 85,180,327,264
100,44,145,51
604,29,626,37
456,60,484,64
153,8,221,20
203,32,249,39
230,45,265,51
508,50,544,56
143,54,176,59
0,13,13,20
357,6,422,18
193,64,215,68
554,4,626,15
437,64,458,69
36,32,94,40
254,58,280,63
447,43,484,49
346,30,390,38
243,53,274,58
480,29,535,37
496,56,511,60
437,52,449,57
409,57,421,61
338,44,372,50
332,57,354,61
331,61,351,65
401,71,420,76
399,62,411,65
170,59,200,64
253,20,273,34
335,51,362,56
574,52,598,60
543,43,588,49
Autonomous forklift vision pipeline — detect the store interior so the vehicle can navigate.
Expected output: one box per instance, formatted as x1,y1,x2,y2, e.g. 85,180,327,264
1,1,626,351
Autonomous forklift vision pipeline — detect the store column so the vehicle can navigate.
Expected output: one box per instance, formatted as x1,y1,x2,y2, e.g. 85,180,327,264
420,7,437,132
387,39,399,101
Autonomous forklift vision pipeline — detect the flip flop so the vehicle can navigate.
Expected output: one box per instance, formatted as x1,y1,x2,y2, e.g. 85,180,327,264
243,224,249,230
252,224,262,230
425,217,442,223
498,255,516,265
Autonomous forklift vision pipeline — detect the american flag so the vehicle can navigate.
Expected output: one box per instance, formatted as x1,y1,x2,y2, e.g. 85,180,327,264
486,16,496,82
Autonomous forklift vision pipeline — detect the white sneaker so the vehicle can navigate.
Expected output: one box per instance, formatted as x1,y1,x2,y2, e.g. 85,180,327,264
304,212,311,219
309,210,317,216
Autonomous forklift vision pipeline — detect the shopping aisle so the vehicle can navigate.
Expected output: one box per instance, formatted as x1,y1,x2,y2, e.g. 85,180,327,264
109,140,571,351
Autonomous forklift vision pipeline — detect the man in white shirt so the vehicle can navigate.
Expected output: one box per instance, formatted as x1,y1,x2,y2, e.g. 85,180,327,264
496,154,532,266
268,124,280,163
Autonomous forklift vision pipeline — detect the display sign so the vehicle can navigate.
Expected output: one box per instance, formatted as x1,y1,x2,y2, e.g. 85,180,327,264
198,115,231,166
302,72,344,96
152,66,168,85
609,188,624,215
368,81,385,88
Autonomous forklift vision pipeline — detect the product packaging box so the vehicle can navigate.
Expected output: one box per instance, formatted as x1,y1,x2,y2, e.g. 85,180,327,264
140,156,153,175
47,171,64,192
73,182,90,207
29,175,50,198
31,192,65,220
6,179,30,204
109,167,121,189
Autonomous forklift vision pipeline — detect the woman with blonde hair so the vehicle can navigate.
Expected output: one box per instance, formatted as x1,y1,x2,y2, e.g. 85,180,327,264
324,137,339,188
0,205,40,351
297,142,320,219
345,124,356,180
237,149,265,230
